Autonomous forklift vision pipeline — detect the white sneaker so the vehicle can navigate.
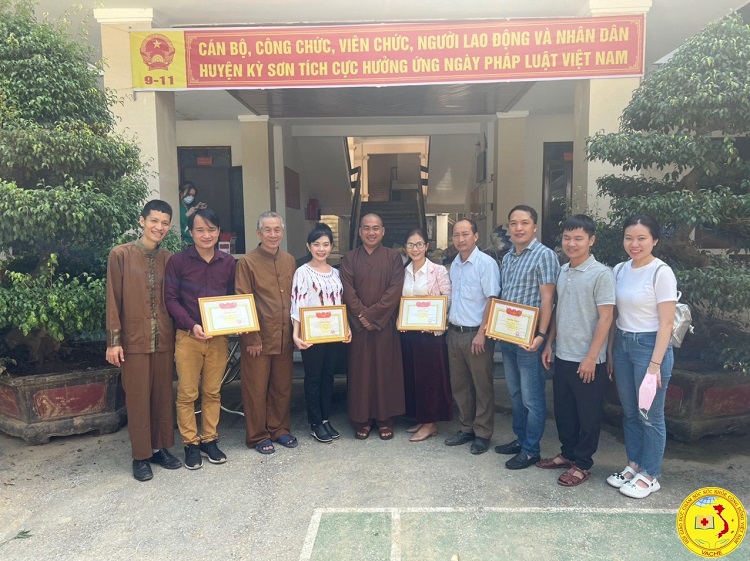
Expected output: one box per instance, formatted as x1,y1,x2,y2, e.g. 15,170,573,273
619,473,661,499
606,465,638,488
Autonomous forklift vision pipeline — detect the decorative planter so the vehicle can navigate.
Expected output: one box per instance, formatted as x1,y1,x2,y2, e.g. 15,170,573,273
604,364,750,442
0,367,126,444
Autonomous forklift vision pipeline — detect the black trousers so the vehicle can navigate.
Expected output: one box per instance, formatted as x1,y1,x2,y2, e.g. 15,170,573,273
301,342,346,426
552,357,608,471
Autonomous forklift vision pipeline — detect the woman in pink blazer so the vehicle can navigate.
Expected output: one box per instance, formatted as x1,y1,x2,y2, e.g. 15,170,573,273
401,228,454,442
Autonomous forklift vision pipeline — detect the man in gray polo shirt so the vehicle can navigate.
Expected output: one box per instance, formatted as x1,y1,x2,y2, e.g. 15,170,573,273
539,214,615,487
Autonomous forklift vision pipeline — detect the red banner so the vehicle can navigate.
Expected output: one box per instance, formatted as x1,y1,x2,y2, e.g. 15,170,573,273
132,15,644,90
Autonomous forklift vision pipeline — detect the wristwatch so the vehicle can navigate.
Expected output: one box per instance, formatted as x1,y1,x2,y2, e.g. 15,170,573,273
536,331,548,341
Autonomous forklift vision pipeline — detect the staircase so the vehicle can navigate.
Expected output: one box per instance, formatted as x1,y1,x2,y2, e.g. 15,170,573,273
359,200,422,249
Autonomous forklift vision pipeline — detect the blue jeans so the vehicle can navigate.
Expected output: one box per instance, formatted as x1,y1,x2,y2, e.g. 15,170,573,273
613,330,673,478
500,342,547,456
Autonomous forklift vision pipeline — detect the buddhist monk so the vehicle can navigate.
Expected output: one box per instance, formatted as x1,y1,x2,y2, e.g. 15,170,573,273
340,213,405,440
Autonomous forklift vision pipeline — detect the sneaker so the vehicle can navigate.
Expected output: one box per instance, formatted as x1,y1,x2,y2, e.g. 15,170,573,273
184,444,203,470
311,424,333,443
199,440,227,464
322,420,340,439
149,448,182,469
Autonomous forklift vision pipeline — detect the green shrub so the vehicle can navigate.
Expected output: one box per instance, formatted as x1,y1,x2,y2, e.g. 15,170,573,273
0,1,148,366
588,12,750,373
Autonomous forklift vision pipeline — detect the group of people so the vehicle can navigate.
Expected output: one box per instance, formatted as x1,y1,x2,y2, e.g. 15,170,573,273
106,199,676,501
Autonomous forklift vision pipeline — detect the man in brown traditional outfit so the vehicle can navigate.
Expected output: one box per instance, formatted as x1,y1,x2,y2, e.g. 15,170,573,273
340,213,406,440
106,200,182,482
235,211,298,454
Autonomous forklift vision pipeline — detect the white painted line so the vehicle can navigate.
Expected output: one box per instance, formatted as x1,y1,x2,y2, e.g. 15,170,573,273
390,509,402,561
313,506,677,515
299,508,323,561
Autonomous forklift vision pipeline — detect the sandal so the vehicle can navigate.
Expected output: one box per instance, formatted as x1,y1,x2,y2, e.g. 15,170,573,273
606,465,638,489
378,427,394,440
273,434,298,448
355,426,372,440
558,465,591,487
536,454,574,470
254,438,275,455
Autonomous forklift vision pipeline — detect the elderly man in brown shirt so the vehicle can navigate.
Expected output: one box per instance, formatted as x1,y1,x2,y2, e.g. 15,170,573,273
106,200,182,481
235,211,298,454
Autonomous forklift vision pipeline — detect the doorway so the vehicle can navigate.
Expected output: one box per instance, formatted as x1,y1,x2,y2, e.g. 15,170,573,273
178,147,245,254
541,142,573,249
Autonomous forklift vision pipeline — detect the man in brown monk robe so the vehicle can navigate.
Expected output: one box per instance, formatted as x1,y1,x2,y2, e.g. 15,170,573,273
235,211,298,454
105,200,182,481
340,213,406,440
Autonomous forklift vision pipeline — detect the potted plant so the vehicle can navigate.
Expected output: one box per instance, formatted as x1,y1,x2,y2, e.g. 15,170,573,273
0,1,150,443
587,12,750,441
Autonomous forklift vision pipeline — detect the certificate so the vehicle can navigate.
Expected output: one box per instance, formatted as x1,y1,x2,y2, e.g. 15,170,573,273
485,299,539,346
299,305,350,344
397,296,448,331
199,294,260,336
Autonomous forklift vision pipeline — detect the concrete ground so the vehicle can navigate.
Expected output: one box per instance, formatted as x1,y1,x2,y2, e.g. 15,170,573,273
1,368,749,561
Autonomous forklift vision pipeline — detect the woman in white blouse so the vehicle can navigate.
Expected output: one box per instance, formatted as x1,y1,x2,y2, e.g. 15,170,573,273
401,228,454,442
606,215,677,499
291,224,351,443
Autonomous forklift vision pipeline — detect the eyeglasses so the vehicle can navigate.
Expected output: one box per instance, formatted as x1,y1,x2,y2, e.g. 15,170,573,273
405,242,426,249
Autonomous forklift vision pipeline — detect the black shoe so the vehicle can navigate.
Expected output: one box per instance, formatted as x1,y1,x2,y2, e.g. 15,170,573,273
470,436,490,455
184,444,203,470
199,440,227,464
322,420,340,439
494,440,522,455
311,424,333,443
132,459,153,481
150,448,182,469
505,452,541,470
444,431,475,446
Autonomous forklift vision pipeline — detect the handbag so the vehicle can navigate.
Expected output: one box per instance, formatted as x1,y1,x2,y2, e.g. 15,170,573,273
614,262,693,348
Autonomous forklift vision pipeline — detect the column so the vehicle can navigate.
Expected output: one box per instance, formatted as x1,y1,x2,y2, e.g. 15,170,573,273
494,111,528,227
572,0,652,213
93,9,179,215
238,115,277,246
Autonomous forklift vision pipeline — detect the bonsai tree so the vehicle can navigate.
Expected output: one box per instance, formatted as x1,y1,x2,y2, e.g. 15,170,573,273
587,12,750,372
0,1,148,368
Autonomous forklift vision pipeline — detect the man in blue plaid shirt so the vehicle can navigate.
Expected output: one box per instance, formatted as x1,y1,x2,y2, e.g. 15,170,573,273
494,205,560,470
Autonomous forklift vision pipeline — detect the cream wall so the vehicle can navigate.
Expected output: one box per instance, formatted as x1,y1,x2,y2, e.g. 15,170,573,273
427,134,477,213
281,126,315,258
176,120,242,165
523,112,575,224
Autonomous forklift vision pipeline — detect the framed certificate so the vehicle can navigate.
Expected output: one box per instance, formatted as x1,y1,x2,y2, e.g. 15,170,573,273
485,299,539,346
397,295,448,331
299,305,350,344
199,294,260,336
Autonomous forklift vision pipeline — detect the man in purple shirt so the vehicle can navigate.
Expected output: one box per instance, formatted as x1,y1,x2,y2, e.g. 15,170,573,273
165,208,236,469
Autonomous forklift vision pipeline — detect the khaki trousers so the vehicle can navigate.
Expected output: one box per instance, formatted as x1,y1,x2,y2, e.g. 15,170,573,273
240,351,293,446
446,330,496,439
121,351,175,460
174,329,228,446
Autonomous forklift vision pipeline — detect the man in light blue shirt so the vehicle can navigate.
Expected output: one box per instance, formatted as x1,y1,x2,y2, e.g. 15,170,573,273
495,205,560,470
445,219,500,455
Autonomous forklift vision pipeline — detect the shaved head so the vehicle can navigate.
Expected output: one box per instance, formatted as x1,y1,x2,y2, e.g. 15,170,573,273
360,213,383,227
